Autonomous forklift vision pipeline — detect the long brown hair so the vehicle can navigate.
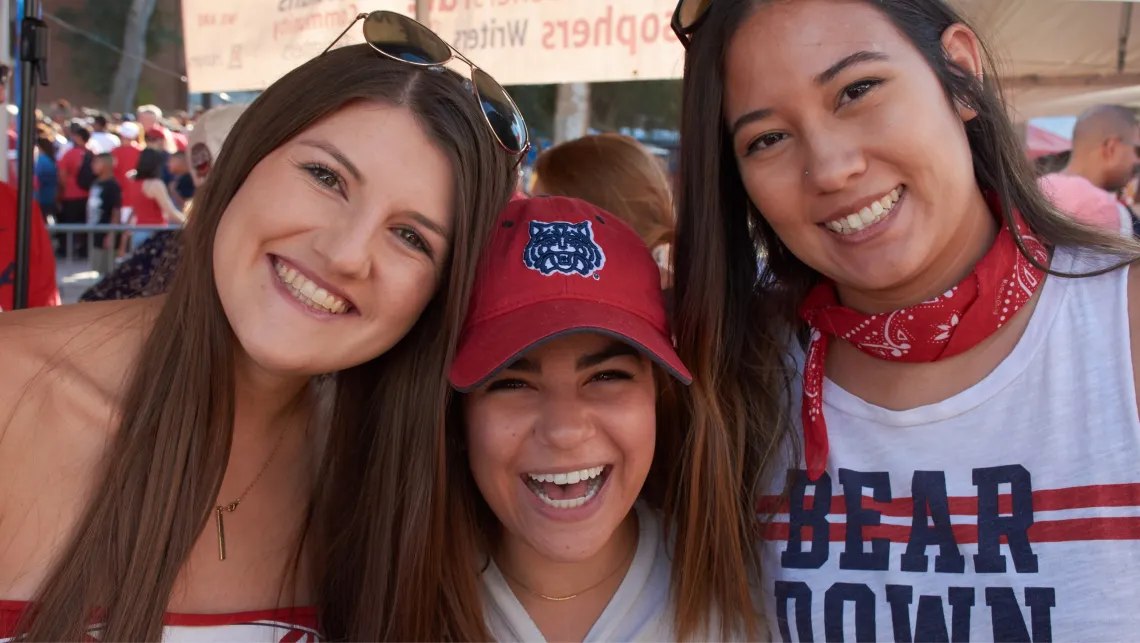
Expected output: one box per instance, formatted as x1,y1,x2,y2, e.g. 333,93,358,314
671,0,1140,628
20,44,515,641
429,364,705,640
534,133,676,250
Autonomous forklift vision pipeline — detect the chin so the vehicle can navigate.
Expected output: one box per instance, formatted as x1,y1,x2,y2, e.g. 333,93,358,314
236,334,353,377
526,530,611,564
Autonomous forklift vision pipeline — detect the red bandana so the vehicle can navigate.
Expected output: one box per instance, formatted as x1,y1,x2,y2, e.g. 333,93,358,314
796,202,1049,480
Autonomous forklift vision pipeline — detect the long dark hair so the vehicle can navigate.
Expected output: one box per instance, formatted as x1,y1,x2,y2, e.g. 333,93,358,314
20,44,515,641
671,0,1140,628
426,360,729,638
134,148,166,181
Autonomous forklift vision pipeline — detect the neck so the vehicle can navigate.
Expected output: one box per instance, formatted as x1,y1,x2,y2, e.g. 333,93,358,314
497,509,639,600
232,350,312,440
1062,154,1107,190
836,189,999,313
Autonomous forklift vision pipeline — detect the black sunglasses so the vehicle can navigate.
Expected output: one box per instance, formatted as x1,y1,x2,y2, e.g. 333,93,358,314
670,0,714,48
323,11,530,160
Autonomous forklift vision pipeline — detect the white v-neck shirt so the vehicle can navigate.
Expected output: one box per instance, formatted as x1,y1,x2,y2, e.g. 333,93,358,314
481,502,676,642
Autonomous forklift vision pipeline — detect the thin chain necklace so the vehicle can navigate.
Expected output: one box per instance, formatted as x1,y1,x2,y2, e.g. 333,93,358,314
499,539,636,602
213,422,294,561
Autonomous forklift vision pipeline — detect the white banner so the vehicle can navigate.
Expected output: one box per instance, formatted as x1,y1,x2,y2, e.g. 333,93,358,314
181,0,687,93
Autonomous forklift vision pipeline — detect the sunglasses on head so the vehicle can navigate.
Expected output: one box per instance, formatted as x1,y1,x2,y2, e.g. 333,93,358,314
670,0,713,48
323,11,530,161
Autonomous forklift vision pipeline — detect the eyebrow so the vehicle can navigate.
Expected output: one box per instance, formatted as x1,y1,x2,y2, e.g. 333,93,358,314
297,139,363,183
729,50,890,137
406,211,450,241
816,50,889,86
501,340,644,374
576,341,643,370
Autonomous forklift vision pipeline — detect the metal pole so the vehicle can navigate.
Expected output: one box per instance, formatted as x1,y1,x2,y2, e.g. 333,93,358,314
0,0,10,185
415,0,429,23
13,0,45,309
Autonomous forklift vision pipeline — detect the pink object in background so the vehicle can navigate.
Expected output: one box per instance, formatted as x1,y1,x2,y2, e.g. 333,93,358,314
1039,172,1125,233
1026,123,1071,160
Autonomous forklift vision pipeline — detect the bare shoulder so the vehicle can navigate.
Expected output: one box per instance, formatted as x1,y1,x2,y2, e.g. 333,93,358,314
0,298,158,419
0,298,159,596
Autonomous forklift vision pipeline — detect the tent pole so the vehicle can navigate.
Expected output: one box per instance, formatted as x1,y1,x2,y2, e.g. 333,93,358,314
12,0,45,310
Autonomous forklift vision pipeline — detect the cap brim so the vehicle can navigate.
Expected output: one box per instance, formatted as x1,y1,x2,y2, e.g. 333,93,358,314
450,300,692,392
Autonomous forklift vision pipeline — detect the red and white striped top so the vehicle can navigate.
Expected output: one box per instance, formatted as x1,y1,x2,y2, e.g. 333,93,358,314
0,601,319,642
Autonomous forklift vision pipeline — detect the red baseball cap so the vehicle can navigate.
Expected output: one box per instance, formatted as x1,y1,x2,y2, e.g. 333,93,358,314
450,196,691,392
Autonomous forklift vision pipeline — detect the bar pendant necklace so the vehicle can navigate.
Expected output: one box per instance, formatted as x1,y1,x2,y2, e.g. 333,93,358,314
214,423,293,561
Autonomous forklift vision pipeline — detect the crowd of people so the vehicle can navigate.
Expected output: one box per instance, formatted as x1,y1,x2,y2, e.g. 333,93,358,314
0,1,1139,641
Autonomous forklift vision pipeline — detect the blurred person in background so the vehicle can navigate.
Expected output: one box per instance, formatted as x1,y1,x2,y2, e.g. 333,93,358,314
48,99,70,127
112,122,144,222
57,122,95,258
82,103,249,302
89,113,121,154
136,104,161,131
533,133,676,289
144,124,176,184
86,152,121,276
118,147,183,255
167,150,195,209
33,137,58,221
0,67,59,311
1039,104,1138,236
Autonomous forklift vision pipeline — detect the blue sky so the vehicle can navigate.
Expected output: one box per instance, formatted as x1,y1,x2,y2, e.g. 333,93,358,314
1031,116,1077,139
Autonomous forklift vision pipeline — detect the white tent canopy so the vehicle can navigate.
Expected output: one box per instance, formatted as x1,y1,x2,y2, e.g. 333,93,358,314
955,0,1140,120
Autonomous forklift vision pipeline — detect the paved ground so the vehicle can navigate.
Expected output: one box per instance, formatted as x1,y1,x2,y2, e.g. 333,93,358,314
56,257,104,304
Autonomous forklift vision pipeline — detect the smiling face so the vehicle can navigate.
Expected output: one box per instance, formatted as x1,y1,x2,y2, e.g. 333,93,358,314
724,0,991,306
212,101,454,376
463,333,657,563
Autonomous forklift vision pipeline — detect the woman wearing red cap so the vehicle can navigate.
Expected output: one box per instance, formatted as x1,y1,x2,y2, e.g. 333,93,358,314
431,196,760,641
670,0,1140,639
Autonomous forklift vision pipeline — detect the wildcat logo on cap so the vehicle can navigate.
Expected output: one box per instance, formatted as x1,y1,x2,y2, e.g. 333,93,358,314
523,220,606,278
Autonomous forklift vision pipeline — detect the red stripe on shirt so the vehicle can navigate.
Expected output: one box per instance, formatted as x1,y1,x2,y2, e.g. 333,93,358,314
761,517,1140,543
757,482,1140,518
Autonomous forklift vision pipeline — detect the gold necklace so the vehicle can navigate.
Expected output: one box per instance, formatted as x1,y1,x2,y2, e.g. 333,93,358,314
213,423,293,561
499,540,636,602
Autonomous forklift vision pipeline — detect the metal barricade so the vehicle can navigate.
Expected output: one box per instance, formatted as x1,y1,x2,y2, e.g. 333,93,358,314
46,223,182,268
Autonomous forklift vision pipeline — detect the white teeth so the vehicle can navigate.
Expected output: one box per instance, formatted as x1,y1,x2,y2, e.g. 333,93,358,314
826,186,905,236
273,258,350,314
527,465,605,485
525,466,608,509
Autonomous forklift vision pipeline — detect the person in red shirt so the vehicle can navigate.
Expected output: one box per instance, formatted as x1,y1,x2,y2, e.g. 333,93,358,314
57,123,93,257
112,122,143,221
0,180,60,310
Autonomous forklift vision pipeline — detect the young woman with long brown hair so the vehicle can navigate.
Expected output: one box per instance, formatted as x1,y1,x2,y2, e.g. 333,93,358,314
440,196,758,640
670,0,1140,639
0,11,525,640
533,134,676,287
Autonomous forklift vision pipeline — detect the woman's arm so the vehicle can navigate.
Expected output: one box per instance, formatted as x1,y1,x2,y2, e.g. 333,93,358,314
142,179,186,225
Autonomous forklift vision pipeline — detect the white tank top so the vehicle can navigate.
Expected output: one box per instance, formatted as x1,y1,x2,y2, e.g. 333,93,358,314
759,249,1140,642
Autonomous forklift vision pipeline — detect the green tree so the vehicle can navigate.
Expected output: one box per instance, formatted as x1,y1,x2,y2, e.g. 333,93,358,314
508,79,682,142
54,0,181,109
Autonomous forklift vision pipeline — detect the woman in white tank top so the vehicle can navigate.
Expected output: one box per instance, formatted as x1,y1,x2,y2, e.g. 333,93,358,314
669,0,1140,640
